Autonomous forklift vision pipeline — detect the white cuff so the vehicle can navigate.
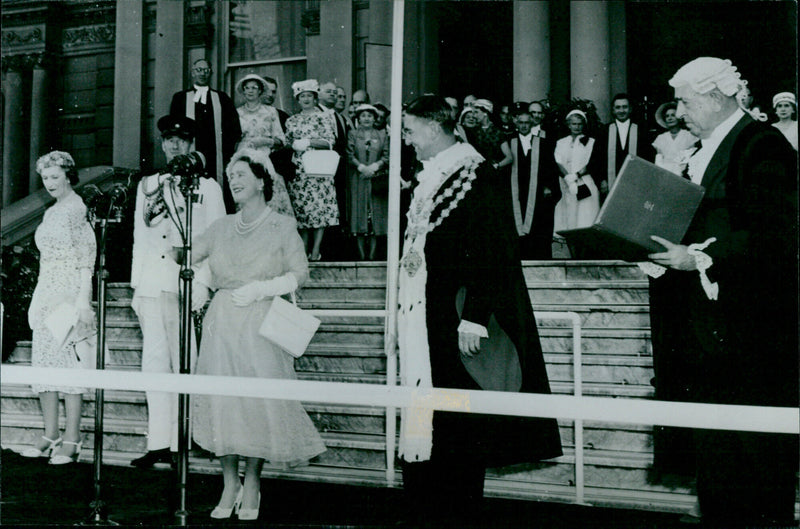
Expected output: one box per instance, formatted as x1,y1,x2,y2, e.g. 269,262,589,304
638,262,666,278
688,237,718,300
458,319,489,338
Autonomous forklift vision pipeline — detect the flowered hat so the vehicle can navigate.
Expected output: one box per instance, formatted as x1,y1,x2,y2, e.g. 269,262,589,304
292,79,319,98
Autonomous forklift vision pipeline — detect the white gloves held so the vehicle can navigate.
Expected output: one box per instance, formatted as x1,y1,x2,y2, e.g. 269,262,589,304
230,273,299,307
292,138,311,152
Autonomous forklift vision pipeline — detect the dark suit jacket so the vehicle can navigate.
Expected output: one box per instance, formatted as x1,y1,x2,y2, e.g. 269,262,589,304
170,89,242,211
601,121,653,187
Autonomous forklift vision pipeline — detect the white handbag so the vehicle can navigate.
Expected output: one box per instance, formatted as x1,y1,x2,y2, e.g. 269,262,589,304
258,292,320,358
301,144,340,178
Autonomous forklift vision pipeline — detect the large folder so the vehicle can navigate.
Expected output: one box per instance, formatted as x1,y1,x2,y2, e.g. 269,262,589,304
557,155,705,261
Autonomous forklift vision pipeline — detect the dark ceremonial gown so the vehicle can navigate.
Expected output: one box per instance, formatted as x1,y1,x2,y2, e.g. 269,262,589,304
420,163,562,465
509,135,561,259
601,121,652,195
653,115,798,526
170,89,241,212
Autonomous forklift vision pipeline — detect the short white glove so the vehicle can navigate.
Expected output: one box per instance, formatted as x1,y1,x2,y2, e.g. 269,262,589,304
230,273,299,307
292,138,311,152
564,174,579,195
192,282,210,311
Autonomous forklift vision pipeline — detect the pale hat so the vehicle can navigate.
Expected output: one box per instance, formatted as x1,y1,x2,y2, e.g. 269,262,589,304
354,104,379,118
772,92,797,108
565,109,587,122
459,106,475,122
655,101,678,129
668,57,744,96
291,79,319,98
472,99,494,114
236,73,270,94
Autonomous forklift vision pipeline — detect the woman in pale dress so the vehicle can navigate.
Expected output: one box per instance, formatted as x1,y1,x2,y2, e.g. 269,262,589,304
192,149,326,521
234,73,293,216
552,110,601,239
771,92,797,151
347,104,390,260
20,151,96,465
651,101,698,175
284,79,339,261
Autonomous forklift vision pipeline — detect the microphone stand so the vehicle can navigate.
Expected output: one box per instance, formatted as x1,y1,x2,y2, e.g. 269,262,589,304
80,193,125,526
174,172,199,526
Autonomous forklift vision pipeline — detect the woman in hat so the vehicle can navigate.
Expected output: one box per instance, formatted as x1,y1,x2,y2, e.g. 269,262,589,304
771,92,797,150
651,101,698,175
284,79,339,261
20,151,96,465
552,109,601,253
192,149,326,520
234,73,293,216
470,99,513,171
347,104,390,260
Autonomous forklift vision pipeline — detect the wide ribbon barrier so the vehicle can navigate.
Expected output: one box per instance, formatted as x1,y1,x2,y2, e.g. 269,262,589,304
3,365,798,434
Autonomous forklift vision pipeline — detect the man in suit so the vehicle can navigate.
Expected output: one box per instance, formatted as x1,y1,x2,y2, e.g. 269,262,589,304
319,81,351,259
170,59,241,212
129,115,226,468
508,109,561,259
648,57,798,528
398,95,562,527
601,93,651,199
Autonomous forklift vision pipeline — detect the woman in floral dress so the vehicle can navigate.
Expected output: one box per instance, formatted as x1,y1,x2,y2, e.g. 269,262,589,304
347,104,390,260
20,151,96,465
234,73,294,217
284,79,338,261
192,150,325,520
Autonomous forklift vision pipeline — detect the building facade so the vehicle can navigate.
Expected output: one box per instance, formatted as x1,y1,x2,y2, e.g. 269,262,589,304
2,0,796,206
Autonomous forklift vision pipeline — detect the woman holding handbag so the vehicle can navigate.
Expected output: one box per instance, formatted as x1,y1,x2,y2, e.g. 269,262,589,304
20,151,96,465
191,149,326,521
284,79,339,261
347,104,390,260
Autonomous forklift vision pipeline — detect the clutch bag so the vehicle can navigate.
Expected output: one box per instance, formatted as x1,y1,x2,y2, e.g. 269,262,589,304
259,292,321,358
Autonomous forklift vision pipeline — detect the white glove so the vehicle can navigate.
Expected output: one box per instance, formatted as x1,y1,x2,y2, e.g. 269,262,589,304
230,273,299,307
564,173,579,195
292,138,311,152
192,282,210,311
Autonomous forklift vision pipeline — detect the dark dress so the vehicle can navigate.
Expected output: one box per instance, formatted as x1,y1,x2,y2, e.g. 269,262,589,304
653,115,798,526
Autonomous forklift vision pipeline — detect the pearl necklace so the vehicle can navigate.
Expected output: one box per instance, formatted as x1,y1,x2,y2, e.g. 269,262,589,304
235,206,271,236
243,102,261,112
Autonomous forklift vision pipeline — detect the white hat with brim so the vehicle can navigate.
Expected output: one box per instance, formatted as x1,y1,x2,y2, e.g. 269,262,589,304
472,99,494,114
292,79,319,98
655,102,677,129
772,92,797,108
236,73,270,94
354,104,379,117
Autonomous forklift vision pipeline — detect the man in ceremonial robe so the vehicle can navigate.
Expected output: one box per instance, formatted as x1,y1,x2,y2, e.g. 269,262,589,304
600,93,652,200
170,59,241,212
397,95,562,527
648,57,798,528
508,109,561,259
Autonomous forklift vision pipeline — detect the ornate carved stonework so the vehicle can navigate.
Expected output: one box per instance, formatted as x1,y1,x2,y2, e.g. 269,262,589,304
1,26,44,48
0,51,58,73
63,24,115,48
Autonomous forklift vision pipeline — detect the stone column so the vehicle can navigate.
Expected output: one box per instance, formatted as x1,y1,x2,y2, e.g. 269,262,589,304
113,1,143,168
28,65,48,193
513,0,550,102
570,1,610,121
153,0,184,168
3,69,27,206
608,1,627,97
315,0,353,89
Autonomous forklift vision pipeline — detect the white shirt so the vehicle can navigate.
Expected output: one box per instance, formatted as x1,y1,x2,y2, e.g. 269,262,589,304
615,120,631,149
518,132,534,155
687,109,745,185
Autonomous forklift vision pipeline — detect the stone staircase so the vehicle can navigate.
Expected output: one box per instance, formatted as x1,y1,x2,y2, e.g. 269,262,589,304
2,261,700,512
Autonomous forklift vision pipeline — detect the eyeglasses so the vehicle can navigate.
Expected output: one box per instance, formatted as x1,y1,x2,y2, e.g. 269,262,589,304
193,67,211,74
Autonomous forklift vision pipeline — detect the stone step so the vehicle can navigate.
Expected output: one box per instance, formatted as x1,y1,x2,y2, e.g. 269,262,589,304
2,384,655,453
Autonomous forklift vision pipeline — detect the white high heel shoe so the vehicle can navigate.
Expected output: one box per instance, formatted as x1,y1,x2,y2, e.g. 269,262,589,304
237,492,261,521
210,486,243,519
49,440,82,465
20,435,62,458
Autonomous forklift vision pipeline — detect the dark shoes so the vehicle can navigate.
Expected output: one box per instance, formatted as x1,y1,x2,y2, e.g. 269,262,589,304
130,448,174,469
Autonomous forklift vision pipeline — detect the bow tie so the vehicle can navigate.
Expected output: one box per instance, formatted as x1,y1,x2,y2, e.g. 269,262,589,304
193,86,209,105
